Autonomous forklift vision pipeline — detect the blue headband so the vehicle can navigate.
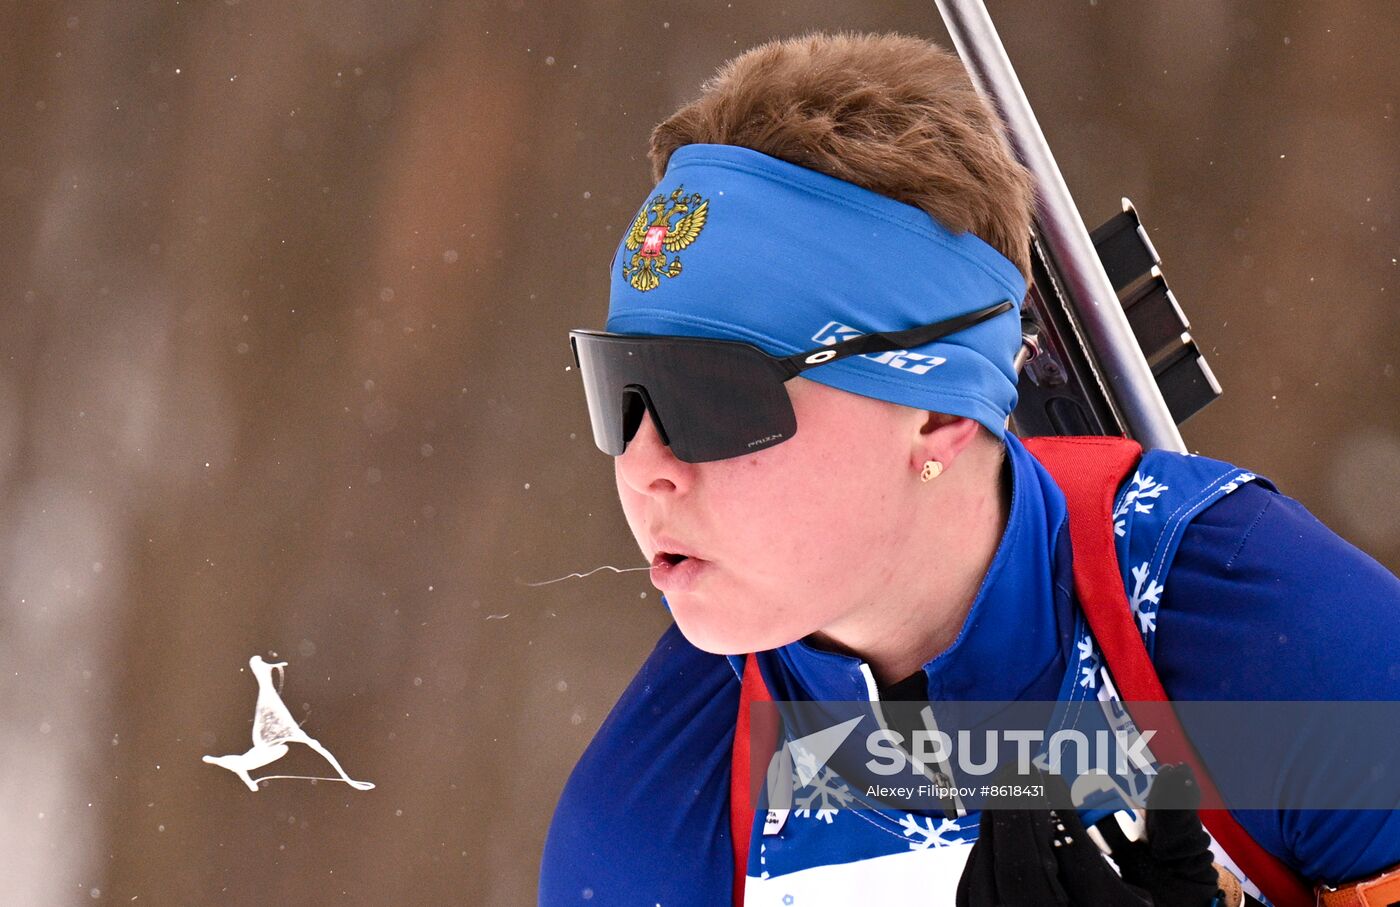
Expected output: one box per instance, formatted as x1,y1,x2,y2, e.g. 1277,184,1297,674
605,144,1027,438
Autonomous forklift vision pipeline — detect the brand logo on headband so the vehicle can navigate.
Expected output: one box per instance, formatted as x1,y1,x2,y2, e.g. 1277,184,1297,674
622,186,709,292
812,322,948,375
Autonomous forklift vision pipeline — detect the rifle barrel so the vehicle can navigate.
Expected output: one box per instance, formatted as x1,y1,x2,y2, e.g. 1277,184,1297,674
935,0,1186,452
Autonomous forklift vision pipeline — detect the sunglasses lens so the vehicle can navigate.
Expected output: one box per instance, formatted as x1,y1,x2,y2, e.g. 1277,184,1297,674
570,332,797,462
647,342,795,462
572,334,629,456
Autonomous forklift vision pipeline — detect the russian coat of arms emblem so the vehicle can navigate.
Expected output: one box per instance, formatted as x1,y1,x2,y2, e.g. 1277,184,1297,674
622,186,710,292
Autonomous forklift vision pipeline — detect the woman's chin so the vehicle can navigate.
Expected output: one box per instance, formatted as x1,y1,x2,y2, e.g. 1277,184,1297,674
670,604,802,657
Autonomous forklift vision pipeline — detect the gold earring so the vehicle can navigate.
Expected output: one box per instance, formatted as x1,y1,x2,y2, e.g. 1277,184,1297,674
920,460,943,483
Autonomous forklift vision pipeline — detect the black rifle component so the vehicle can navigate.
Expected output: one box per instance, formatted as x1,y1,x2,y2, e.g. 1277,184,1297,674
935,0,1223,448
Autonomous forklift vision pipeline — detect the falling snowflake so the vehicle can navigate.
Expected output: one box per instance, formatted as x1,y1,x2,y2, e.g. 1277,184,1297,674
1113,472,1170,537
1129,562,1164,635
793,766,853,822
899,814,966,850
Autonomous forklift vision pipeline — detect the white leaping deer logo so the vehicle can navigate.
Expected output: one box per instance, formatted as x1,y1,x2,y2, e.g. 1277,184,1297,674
202,655,375,792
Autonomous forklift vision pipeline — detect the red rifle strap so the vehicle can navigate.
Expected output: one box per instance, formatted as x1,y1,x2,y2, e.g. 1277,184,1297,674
730,651,771,907
1024,435,1313,907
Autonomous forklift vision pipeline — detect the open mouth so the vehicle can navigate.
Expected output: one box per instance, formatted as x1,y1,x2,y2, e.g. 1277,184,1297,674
647,548,707,592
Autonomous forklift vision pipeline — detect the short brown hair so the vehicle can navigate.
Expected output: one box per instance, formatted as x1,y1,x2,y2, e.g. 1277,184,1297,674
649,32,1034,279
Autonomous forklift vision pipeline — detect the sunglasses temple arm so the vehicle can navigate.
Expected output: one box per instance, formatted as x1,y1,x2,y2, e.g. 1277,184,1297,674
775,299,1016,377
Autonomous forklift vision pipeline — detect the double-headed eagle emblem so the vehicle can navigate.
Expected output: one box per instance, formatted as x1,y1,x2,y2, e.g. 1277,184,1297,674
622,185,710,292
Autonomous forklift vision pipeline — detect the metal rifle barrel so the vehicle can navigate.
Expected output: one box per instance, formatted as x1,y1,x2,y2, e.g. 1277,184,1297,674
935,0,1187,453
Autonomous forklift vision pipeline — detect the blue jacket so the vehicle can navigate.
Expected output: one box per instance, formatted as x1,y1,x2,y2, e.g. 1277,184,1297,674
541,435,1400,904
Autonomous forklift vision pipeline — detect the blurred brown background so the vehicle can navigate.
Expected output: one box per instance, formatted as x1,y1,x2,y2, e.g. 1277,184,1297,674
1,1,1396,903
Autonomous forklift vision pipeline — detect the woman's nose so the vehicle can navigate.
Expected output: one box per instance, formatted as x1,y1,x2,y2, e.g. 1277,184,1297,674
615,406,692,495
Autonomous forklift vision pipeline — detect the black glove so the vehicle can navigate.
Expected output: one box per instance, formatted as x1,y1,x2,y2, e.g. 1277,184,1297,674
955,763,1222,907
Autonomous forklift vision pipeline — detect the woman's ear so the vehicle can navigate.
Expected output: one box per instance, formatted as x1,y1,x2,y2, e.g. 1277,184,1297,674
914,411,984,472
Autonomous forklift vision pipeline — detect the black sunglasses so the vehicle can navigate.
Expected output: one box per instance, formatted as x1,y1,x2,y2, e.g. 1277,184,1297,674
569,300,1014,463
